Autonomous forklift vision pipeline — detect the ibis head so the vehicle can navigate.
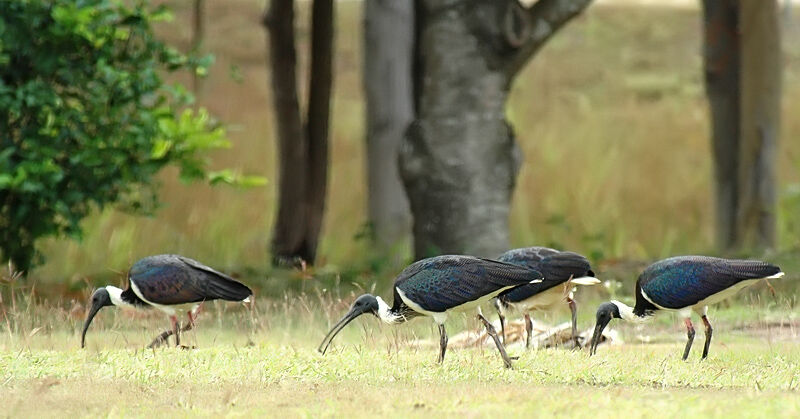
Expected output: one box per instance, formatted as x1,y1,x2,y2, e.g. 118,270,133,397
81,287,114,348
589,301,621,355
318,294,380,355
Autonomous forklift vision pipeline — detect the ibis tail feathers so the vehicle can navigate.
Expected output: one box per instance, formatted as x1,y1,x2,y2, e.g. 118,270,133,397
204,277,253,302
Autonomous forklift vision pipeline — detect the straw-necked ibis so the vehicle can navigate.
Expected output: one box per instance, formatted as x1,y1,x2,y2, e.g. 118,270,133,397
589,256,784,360
494,247,600,348
318,255,544,368
81,254,252,348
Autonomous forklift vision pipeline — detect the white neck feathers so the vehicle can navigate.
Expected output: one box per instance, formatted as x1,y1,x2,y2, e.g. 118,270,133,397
611,300,645,323
105,286,134,309
376,296,402,324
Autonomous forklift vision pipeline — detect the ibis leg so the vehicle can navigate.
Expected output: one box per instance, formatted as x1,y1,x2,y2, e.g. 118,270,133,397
438,324,448,364
477,313,513,369
701,315,713,360
496,303,506,345
147,321,194,349
524,313,533,349
682,317,695,361
171,315,181,347
568,297,579,348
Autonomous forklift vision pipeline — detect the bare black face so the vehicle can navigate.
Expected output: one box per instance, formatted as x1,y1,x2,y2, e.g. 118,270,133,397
317,294,379,355
81,288,113,348
589,302,621,356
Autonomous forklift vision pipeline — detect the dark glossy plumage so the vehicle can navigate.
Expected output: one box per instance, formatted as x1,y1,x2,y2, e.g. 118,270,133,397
634,256,781,312
496,247,593,303
127,255,252,305
393,255,543,313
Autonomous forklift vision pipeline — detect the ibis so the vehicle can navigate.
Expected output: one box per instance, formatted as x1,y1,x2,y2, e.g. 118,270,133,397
81,254,252,348
494,247,600,348
318,255,544,368
589,256,784,360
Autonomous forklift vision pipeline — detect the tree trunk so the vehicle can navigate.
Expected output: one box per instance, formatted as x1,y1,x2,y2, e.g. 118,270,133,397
401,0,592,259
702,0,740,249
363,0,414,248
192,0,205,94
263,0,334,266
304,0,334,261
703,0,780,251
737,0,780,249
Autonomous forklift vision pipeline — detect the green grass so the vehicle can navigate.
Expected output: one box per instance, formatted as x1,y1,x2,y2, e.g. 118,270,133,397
25,2,800,283
2,290,799,417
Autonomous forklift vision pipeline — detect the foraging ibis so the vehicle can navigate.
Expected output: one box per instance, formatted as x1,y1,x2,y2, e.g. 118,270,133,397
81,254,252,348
494,247,600,348
318,255,544,368
589,256,784,360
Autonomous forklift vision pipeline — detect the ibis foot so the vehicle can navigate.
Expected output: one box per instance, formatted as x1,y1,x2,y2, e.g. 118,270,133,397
180,345,197,350
478,313,513,369
509,356,520,361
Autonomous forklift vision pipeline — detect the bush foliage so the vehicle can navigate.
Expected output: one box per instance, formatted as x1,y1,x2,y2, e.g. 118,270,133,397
0,0,232,272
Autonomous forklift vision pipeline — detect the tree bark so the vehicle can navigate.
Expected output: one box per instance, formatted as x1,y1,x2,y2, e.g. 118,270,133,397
702,0,780,251
363,0,414,248
737,0,780,249
702,0,740,249
263,0,334,266
401,0,592,259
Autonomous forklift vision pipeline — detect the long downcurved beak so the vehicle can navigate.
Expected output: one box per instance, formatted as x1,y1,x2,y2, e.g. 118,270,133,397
589,318,610,356
81,302,105,349
318,307,365,355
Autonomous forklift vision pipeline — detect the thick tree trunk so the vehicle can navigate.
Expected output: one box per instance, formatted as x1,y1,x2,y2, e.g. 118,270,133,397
401,0,592,259
702,0,740,249
703,0,780,251
737,0,780,249
364,0,414,248
263,0,334,266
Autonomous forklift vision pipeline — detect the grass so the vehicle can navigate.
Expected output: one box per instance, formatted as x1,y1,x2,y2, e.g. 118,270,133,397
24,2,800,283
2,280,799,417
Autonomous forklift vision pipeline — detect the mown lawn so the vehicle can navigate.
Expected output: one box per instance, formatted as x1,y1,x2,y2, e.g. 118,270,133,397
3,300,799,417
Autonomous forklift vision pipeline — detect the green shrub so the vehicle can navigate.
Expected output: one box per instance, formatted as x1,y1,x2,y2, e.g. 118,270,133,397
0,0,232,272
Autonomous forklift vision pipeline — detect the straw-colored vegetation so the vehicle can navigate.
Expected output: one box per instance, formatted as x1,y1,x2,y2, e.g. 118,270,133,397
28,2,800,287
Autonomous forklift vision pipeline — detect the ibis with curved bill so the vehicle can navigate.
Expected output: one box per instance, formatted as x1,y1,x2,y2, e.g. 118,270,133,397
589,256,784,360
318,255,544,368
81,254,252,348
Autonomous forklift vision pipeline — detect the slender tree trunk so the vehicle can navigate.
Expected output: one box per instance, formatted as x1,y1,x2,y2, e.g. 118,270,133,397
263,0,334,266
364,0,413,248
304,0,334,261
737,0,780,249
401,0,592,259
192,0,205,94
702,0,780,251
702,0,740,249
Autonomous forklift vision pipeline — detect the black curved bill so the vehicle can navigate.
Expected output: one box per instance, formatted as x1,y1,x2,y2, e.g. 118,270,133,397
589,319,609,356
81,302,104,348
318,308,364,355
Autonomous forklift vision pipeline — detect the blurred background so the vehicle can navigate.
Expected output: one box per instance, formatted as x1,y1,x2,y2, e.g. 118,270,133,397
3,0,799,297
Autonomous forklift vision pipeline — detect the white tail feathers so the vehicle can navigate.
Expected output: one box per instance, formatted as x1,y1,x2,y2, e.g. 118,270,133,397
571,276,601,286
242,296,251,303
767,272,785,279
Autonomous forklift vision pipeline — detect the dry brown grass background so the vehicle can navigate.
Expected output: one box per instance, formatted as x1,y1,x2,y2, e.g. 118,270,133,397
32,1,800,286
